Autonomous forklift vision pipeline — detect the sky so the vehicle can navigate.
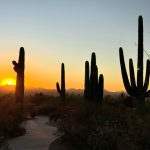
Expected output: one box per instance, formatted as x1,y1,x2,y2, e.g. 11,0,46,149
0,0,150,91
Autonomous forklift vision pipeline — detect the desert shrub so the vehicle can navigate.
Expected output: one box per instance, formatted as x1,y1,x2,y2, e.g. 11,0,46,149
26,94,58,115
122,96,136,108
48,94,84,122
58,102,150,150
66,94,84,105
104,95,123,107
0,94,26,141
28,94,54,105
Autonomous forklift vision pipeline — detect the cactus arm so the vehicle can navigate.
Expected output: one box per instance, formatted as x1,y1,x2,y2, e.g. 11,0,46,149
56,82,61,94
84,61,89,99
12,47,25,73
61,63,65,95
12,61,18,72
143,59,150,92
129,58,136,88
18,47,25,65
95,65,99,101
119,48,135,96
98,74,104,103
91,53,96,67
95,65,98,86
12,60,17,66
137,16,143,89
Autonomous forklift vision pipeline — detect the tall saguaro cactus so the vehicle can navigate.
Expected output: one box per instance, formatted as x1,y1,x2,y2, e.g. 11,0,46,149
119,16,150,112
12,47,25,104
84,61,89,99
56,63,66,102
84,52,104,103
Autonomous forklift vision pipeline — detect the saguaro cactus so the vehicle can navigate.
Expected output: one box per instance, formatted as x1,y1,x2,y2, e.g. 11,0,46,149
84,52,104,103
98,74,104,103
56,63,66,102
84,61,89,99
119,16,150,112
12,47,25,103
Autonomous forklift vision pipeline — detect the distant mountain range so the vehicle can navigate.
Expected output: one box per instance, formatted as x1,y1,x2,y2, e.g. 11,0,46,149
0,85,15,94
0,85,123,96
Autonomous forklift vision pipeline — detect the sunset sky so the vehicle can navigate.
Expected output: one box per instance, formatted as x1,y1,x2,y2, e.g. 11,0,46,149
0,0,150,91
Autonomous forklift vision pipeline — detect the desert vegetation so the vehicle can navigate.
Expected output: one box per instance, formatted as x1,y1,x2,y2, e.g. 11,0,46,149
119,16,150,114
84,52,104,102
56,63,66,103
54,97,150,150
0,94,26,149
1,15,150,150
50,15,150,149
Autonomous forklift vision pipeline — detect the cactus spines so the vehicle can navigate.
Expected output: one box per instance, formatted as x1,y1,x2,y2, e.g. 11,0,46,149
12,47,25,103
84,52,104,102
56,63,66,102
119,16,150,112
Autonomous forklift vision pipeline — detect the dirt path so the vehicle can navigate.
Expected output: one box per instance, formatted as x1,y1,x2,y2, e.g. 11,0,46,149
8,116,58,150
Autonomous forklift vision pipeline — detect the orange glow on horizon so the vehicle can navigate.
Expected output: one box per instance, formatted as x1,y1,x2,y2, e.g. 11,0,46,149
0,77,126,92
0,60,125,91
1,78,16,86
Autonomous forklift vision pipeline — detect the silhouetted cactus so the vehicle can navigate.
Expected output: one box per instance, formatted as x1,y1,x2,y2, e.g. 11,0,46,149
98,74,104,103
84,61,89,99
119,16,150,112
12,47,25,103
84,53,104,102
56,63,66,102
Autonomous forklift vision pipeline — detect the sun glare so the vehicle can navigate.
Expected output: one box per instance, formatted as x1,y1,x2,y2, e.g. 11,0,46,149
1,78,16,86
